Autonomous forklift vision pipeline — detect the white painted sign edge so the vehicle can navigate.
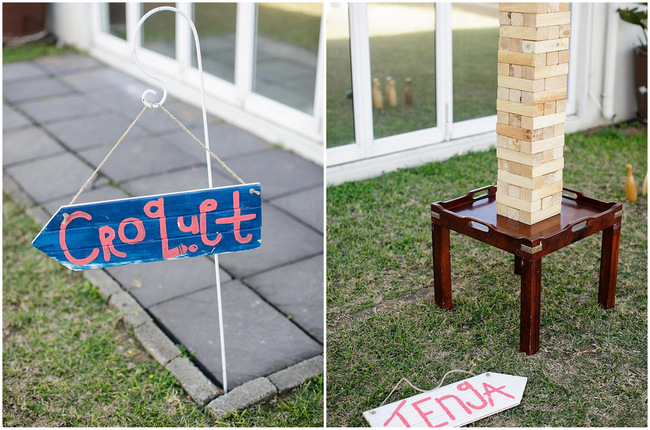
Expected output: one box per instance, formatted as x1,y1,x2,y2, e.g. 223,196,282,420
363,372,528,427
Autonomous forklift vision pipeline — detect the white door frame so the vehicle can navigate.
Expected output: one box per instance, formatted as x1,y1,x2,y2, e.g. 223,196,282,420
327,2,580,170
90,2,324,165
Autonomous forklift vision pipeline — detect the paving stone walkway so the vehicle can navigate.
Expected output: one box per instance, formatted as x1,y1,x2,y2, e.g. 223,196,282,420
3,54,324,397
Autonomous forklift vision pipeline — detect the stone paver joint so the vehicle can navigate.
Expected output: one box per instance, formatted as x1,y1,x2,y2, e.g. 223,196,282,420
108,290,152,328
268,355,323,394
134,321,182,366
165,356,220,406
207,377,278,419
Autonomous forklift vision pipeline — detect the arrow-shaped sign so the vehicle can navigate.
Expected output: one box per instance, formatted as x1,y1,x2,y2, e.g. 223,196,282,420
32,183,262,270
363,372,527,427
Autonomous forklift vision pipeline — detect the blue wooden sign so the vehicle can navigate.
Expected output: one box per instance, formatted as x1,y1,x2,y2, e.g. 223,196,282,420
32,183,262,271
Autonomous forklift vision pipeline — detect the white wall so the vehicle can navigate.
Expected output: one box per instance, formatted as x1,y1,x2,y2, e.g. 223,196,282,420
568,2,643,134
48,3,93,50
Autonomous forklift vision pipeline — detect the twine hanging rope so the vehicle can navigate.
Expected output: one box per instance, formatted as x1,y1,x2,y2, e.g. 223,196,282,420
379,369,476,407
67,105,148,208
66,104,257,210
157,104,248,187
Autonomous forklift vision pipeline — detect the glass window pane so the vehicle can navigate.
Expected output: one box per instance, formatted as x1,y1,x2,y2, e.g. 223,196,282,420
254,3,322,114
452,3,499,122
192,3,237,83
326,3,354,148
368,3,436,139
142,3,175,59
105,3,126,39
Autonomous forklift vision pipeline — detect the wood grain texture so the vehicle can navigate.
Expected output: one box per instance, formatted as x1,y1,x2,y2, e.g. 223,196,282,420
498,75,545,92
32,183,263,270
598,223,621,308
499,3,563,14
520,111,566,130
497,99,545,117
432,224,452,309
522,11,571,27
521,37,570,54
520,257,542,354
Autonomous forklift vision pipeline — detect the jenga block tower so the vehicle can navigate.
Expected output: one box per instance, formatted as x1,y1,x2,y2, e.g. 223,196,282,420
496,3,570,225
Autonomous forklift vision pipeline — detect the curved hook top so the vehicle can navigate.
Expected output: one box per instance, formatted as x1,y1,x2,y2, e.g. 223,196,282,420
131,6,214,184
132,6,206,110
132,7,171,108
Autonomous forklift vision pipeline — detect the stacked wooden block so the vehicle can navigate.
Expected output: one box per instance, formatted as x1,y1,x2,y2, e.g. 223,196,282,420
496,3,570,225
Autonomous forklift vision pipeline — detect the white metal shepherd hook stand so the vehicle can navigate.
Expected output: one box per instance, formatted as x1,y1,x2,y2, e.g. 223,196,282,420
132,6,230,394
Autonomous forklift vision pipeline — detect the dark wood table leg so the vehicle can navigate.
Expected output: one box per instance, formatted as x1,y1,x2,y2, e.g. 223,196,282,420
514,255,522,275
432,224,452,309
520,258,542,355
598,223,621,309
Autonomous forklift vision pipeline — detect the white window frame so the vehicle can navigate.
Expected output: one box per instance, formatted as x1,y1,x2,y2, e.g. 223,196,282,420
327,2,580,168
89,3,324,164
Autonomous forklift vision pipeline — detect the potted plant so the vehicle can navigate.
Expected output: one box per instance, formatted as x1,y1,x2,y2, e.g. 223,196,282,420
617,4,647,122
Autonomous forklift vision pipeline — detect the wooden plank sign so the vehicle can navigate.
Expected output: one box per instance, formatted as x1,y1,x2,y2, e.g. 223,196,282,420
32,183,262,270
363,372,527,427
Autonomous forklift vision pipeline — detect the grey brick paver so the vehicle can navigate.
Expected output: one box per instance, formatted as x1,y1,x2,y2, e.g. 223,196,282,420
43,112,149,151
268,355,323,394
246,254,324,342
163,122,271,162
134,321,182,365
149,280,322,388
122,167,210,196
3,104,32,130
106,257,231,308
165,357,220,406
3,61,47,82
77,135,197,183
34,54,103,75
212,147,322,199
270,183,324,232
3,126,66,166
18,93,107,123
207,377,277,419
6,152,96,204
42,186,129,216
59,67,142,93
84,269,123,301
108,291,153,328
218,203,323,278
3,76,73,103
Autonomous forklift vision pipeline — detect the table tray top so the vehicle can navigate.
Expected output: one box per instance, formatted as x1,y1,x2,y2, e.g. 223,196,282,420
431,186,622,255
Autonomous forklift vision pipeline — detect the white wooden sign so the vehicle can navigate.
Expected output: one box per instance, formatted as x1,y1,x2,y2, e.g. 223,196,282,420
363,372,527,427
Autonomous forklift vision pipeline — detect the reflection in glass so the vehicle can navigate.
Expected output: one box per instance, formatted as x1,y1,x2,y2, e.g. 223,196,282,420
192,3,237,83
368,3,436,139
142,3,175,59
326,3,354,148
105,3,126,40
254,3,322,114
452,3,499,122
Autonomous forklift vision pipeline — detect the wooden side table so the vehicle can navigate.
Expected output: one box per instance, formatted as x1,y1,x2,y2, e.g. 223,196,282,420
430,186,622,355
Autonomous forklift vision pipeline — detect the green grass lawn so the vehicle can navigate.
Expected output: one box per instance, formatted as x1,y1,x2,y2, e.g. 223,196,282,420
326,122,647,426
2,192,324,427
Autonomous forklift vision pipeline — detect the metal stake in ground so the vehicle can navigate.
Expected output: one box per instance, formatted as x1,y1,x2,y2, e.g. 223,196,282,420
132,6,232,393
